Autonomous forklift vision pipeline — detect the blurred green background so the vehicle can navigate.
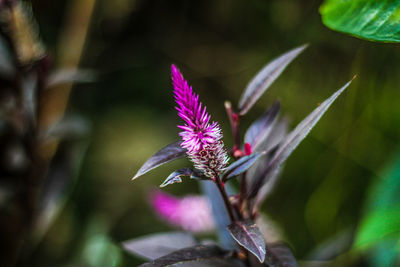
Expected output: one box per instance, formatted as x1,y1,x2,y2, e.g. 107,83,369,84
26,0,400,266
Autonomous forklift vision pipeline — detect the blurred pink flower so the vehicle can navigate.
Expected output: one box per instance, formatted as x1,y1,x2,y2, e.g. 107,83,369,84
150,190,215,233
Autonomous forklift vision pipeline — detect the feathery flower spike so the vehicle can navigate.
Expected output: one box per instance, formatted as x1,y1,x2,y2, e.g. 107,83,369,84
171,64,228,178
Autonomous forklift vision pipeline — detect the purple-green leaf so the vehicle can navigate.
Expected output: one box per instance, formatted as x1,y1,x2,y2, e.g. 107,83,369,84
248,78,354,198
160,168,207,187
132,141,186,180
244,101,280,151
264,242,298,267
122,232,197,260
227,220,266,263
221,152,264,182
238,45,307,115
139,245,228,267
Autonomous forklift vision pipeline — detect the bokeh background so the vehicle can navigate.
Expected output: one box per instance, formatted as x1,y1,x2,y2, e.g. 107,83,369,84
16,0,400,266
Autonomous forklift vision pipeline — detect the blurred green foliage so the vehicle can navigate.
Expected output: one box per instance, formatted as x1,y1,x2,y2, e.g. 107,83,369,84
26,0,400,266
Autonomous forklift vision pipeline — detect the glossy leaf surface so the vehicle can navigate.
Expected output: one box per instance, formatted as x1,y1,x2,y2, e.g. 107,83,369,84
320,0,400,43
227,220,266,263
221,153,264,182
238,45,307,115
133,141,186,180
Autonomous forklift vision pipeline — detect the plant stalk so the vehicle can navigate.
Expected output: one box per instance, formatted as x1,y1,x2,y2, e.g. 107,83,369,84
214,175,236,222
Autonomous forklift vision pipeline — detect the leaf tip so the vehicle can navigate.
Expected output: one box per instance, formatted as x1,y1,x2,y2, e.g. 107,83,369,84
131,173,140,181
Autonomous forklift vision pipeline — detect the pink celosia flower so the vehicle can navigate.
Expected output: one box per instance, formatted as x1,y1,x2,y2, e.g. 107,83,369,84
171,64,228,178
150,190,215,233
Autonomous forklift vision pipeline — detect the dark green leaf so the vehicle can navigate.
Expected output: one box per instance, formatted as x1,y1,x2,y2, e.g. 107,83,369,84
122,232,197,260
320,0,400,43
227,220,266,263
248,79,353,198
238,45,307,115
244,101,280,152
132,141,186,180
139,245,228,267
160,168,207,187
221,153,264,182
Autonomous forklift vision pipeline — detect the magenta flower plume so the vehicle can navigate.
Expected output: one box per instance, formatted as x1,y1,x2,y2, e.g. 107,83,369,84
171,64,228,178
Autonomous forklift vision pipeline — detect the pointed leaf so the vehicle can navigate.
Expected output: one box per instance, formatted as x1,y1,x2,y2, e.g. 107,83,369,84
248,79,353,198
244,101,280,151
160,168,208,187
264,242,298,267
227,220,266,263
200,181,237,250
139,245,228,267
221,153,264,182
122,232,197,260
133,141,186,180
238,45,307,115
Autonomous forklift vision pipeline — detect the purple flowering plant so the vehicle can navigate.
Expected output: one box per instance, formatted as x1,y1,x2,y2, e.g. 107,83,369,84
125,45,355,266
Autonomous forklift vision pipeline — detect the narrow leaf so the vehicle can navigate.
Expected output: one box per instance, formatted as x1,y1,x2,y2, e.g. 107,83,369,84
160,168,207,187
238,45,307,115
244,101,280,151
139,245,228,267
320,0,400,43
132,141,186,180
264,242,298,267
248,78,354,198
221,153,264,182
122,232,197,260
227,220,266,263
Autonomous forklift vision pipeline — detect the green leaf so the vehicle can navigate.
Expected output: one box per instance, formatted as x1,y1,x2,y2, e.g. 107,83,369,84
353,151,400,266
354,207,400,250
320,0,400,43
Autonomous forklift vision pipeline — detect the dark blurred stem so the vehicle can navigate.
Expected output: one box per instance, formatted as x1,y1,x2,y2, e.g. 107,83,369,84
214,175,236,222
239,172,247,213
225,101,241,150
